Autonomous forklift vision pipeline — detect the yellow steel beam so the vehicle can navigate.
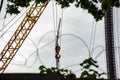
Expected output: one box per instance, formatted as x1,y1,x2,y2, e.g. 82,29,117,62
0,1,48,73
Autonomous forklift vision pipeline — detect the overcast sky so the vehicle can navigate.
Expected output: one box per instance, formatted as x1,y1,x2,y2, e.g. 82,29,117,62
1,0,119,78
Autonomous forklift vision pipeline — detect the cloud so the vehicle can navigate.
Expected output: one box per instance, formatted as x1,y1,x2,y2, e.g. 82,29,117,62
0,1,107,77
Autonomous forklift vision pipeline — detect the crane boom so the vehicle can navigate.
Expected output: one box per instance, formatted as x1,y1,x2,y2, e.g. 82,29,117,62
0,1,48,73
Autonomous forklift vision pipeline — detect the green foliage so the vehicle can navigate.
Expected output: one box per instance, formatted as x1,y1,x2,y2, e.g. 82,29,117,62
6,0,32,15
35,0,48,4
6,4,20,15
39,57,106,79
1,0,120,21
55,0,75,8
7,0,32,7
80,57,98,69
54,0,120,21
74,0,120,21
39,65,76,79
39,65,70,75
80,57,106,79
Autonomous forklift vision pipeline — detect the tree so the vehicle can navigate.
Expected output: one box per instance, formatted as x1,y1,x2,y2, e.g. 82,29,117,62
0,0,120,21
38,57,106,79
39,65,76,80
80,57,106,79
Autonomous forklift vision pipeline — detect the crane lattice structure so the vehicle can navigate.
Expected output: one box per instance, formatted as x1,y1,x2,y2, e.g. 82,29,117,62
0,1,48,73
105,8,117,79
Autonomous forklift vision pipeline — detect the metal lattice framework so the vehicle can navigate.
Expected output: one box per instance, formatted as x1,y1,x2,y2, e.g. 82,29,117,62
0,1,48,73
105,9,116,79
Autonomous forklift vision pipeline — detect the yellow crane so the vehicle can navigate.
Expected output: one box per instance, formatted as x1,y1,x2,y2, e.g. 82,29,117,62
0,1,49,73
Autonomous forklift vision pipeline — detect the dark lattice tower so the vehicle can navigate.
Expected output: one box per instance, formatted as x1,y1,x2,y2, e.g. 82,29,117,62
104,9,116,79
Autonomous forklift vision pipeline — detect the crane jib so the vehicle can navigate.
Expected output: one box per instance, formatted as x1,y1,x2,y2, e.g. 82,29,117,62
0,1,49,73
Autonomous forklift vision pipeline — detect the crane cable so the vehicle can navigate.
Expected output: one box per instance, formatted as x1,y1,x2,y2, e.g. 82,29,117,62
0,12,23,37
52,0,56,37
0,4,32,38
89,19,97,57
7,1,64,69
0,3,46,67
89,19,95,56
52,0,64,70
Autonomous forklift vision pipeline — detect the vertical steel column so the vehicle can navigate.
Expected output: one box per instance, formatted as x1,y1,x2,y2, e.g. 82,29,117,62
104,8,116,79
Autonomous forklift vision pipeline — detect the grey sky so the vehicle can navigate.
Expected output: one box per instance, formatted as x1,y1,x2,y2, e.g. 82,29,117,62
1,0,119,78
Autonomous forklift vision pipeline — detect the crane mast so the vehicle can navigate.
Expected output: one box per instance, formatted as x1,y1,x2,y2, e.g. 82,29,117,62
0,1,48,73
105,9,116,79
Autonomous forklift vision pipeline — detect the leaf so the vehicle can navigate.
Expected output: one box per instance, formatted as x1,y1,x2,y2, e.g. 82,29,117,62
39,65,46,70
46,68,52,73
80,70,89,78
35,0,48,4
40,69,46,74
83,64,90,69
6,4,20,15
60,68,68,73
51,67,56,72
98,72,106,77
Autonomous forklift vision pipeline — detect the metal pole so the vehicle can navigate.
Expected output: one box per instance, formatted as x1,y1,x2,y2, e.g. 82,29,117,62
104,8,117,79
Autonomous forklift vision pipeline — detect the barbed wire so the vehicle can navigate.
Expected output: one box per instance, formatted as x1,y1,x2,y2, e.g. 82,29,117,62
9,31,106,74
0,0,108,77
